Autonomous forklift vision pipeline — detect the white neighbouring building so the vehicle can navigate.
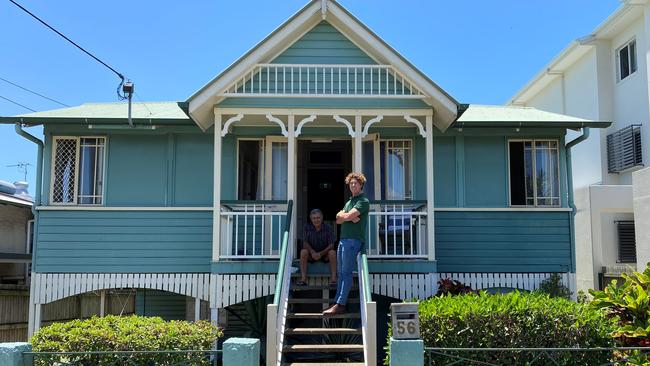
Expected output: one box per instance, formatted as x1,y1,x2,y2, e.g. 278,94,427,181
510,0,650,291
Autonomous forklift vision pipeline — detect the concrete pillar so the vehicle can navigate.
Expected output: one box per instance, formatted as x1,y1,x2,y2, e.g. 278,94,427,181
223,338,260,366
633,167,650,271
0,343,32,366
389,338,424,366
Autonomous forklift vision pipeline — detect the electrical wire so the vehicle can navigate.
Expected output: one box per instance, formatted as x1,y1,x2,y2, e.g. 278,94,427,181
0,95,36,112
8,0,129,100
0,77,69,107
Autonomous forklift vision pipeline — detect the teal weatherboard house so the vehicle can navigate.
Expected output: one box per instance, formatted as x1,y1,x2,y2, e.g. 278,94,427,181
3,1,610,365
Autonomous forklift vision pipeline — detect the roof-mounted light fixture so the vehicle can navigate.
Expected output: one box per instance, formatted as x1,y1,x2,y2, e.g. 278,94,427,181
122,81,134,127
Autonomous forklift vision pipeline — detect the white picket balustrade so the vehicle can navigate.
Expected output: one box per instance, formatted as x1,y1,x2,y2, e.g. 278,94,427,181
220,203,288,259
367,203,428,258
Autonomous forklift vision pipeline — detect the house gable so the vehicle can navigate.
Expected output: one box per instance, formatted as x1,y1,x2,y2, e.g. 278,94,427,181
271,21,376,65
187,0,458,131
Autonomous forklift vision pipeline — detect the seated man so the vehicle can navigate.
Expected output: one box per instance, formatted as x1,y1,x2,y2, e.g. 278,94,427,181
297,209,337,286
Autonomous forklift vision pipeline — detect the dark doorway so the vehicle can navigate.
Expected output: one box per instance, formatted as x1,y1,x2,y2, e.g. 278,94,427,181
307,168,344,224
297,140,352,234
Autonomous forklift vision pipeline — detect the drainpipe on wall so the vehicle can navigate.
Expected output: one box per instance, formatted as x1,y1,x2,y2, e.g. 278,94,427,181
565,127,590,277
14,123,43,210
15,122,44,274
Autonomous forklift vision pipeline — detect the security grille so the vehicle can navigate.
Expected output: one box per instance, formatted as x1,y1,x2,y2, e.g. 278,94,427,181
52,138,78,203
607,124,642,173
617,220,636,263
51,136,105,204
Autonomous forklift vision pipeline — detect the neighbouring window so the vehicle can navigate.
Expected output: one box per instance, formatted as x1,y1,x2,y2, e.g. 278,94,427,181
380,140,412,200
607,124,643,173
617,39,637,81
51,136,105,204
616,220,636,263
509,140,560,206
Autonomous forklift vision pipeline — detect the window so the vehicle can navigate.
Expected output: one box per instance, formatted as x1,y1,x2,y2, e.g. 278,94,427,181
607,124,643,173
617,39,637,81
237,140,264,200
51,136,105,204
380,140,412,200
509,140,560,206
616,220,636,263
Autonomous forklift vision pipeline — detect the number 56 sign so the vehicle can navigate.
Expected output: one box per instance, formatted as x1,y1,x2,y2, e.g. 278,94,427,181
390,303,420,340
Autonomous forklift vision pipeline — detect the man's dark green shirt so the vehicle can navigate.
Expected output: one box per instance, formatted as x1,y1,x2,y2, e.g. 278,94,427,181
340,193,370,242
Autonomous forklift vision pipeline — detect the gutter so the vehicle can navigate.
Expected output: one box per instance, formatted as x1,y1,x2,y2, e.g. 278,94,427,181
565,127,590,275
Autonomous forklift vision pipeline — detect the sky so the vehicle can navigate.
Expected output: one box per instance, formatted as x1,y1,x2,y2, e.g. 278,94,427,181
0,0,620,189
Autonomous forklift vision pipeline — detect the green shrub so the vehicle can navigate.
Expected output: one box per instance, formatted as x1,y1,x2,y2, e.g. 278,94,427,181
589,264,650,366
412,291,614,365
535,273,571,299
31,315,222,366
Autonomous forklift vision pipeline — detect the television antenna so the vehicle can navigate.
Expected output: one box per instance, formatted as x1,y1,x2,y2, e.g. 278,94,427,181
7,162,32,181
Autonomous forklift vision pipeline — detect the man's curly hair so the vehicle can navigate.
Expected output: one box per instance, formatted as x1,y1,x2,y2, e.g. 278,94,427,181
344,172,366,188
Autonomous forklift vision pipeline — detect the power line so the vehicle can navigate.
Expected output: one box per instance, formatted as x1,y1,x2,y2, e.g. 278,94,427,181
8,0,130,99
0,77,69,107
0,95,36,112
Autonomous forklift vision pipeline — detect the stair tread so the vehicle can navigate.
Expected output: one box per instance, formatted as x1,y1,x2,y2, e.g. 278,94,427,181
284,363,364,366
288,298,359,304
291,285,358,290
286,327,361,334
287,312,360,319
283,344,364,352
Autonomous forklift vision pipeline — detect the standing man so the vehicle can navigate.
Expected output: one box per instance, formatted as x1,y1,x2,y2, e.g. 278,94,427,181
297,208,337,286
324,172,369,316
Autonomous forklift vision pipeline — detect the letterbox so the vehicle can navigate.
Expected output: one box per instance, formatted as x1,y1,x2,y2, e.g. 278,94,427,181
390,302,420,340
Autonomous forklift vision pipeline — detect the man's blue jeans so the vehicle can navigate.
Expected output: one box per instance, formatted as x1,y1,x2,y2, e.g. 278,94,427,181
335,238,362,305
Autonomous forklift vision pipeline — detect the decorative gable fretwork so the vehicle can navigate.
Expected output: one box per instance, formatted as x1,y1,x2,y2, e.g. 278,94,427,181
221,63,425,98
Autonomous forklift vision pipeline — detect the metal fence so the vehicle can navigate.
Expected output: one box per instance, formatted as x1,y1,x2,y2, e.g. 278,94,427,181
424,347,650,366
24,349,223,366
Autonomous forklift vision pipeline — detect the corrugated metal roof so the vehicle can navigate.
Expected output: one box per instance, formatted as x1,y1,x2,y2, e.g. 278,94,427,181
455,104,610,128
0,101,191,125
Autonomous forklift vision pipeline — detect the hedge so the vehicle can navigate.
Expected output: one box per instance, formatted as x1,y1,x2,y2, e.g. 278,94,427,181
31,315,222,366
391,291,615,365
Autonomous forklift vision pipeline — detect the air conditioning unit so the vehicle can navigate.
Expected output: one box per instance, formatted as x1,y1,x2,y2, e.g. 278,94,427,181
602,264,636,277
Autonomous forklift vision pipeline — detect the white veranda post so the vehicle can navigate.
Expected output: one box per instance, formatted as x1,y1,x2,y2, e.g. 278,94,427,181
287,115,296,244
354,115,362,172
425,115,435,261
213,113,222,262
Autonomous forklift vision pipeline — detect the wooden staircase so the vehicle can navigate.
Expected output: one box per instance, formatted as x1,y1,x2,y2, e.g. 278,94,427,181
281,277,365,366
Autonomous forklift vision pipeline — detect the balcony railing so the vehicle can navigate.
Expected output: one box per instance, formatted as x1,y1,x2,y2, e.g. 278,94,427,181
219,201,289,259
607,124,643,173
221,63,425,98
219,200,428,260
366,201,428,259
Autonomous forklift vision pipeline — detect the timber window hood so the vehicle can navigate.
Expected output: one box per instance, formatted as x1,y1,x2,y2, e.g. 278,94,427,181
51,136,106,205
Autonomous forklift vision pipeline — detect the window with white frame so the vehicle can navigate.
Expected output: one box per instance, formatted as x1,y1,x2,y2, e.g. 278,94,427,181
509,140,560,206
380,140,412,200
51,136,106,204
617,38,637,81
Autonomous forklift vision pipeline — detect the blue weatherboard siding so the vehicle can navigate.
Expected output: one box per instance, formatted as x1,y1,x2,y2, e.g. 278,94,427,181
433,136,456,206
272,21,375,65
463,136,507,207
173,134,214,205
435,211,572,273
35,210,212,273
135,289,187,320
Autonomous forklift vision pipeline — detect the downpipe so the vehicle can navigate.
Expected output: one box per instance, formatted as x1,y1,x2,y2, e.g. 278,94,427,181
14,123,44,273
565,127,590,283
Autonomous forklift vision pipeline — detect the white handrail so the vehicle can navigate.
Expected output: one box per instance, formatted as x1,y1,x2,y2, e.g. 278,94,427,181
367,203,428,258
220,203,288,259
357,253,376,366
